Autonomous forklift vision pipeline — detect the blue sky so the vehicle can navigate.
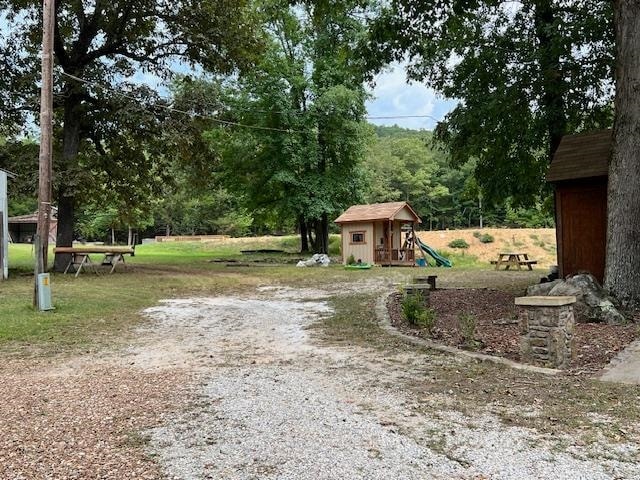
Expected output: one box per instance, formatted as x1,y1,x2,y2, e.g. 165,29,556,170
366,63,457,130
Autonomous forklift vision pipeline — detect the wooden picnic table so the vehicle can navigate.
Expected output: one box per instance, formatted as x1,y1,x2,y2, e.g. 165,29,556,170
491,252,537,271
54,245,135,277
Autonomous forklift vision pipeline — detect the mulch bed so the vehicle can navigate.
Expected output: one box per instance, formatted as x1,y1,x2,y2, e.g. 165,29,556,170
387,289,638,375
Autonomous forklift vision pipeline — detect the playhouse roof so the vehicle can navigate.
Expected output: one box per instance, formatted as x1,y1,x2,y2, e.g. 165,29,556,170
335,201,422,224
547,129,611,182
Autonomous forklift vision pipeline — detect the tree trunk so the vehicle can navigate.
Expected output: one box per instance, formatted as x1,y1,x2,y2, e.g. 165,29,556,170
533,0,567,161
299,215,309,253
605,0,640,307
53,98,82,272
317,213,329,254
128,226,133,246
53,194,75,272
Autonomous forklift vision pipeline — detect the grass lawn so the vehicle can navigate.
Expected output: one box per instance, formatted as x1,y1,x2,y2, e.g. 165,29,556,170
0,238,525,354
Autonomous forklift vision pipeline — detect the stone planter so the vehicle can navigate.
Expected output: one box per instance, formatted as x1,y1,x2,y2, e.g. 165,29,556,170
515,296,576,369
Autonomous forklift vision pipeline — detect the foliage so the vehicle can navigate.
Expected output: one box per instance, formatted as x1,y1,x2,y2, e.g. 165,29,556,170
478,233,494,244
346,254,356,265
0,0,262,269
365,1,614,207
363,126,554,230
457,312,480,350
401,292,436,333
203,0,373,253
448,238,469,249
414,307,437,333
401,291,425,323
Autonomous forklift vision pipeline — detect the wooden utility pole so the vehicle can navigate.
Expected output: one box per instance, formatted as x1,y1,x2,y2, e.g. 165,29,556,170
34,0,55,303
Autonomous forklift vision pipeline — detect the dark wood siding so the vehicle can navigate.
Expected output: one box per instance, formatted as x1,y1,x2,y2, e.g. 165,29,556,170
556,178,607,283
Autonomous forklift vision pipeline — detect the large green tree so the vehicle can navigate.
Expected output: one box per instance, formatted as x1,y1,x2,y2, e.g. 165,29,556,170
365,0,614,205
205,0,372,253
0,0,260,270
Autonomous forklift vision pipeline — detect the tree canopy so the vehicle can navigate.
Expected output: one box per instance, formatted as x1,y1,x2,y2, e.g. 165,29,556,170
0,0,262,269
365,0,615,205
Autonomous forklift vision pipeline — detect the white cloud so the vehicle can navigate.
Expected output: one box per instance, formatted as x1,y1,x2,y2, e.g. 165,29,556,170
366,62,457,130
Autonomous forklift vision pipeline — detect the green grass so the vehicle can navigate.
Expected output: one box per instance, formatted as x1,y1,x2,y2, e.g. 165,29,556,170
0,239,539,354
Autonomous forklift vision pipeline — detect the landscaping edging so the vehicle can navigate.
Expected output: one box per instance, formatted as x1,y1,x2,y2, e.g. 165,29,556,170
375,291,561,376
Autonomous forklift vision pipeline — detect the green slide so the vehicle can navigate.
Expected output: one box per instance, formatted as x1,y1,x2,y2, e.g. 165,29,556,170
416,237,453,268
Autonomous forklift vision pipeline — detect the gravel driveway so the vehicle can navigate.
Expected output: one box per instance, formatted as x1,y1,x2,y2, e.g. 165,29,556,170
136,285,639,480
2,283,638,479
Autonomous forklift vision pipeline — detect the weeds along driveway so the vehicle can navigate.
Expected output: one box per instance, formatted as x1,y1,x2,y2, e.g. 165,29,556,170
1,269,639,479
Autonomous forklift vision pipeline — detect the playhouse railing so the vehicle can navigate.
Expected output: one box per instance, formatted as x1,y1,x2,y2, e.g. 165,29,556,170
374,248,415,264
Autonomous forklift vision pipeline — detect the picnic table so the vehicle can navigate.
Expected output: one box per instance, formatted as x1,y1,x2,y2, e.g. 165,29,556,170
53,245,135,277
491,252,537,271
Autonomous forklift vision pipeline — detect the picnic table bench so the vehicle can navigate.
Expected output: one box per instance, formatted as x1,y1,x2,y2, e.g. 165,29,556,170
53,245,135,277
491,252,537,271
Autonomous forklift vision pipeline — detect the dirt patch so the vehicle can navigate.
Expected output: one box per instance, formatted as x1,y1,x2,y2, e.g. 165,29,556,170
387,289,638,374
0,360,186,479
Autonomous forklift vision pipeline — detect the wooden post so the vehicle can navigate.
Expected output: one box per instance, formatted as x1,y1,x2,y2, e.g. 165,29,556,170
34,0,55,304
387,220,392,267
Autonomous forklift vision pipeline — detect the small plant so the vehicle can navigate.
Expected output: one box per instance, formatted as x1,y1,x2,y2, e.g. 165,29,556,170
478,233,494,244
401,291,426,324
457,312,480,349
448,238,469,249
401,292,436,334
473,231,481,238
415,307,437,334
346,253,356,265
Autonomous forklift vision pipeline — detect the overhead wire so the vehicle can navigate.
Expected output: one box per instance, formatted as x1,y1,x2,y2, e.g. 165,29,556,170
60,72,307,134
60,71,444,134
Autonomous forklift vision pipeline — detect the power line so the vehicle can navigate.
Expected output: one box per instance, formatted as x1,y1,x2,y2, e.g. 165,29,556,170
365,114,441,120
60,72,444,131
60,72,306,134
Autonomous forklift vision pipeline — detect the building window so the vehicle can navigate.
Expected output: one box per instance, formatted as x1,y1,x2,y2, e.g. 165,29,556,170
350,231,366,244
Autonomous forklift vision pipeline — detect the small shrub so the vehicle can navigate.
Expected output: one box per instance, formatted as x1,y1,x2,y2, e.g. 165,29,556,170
473,231,481,238
346,254,356,265
458,312,480,349
448,238,469,249
401,291,426,324
478,233,494,244
401,292,436,334
415,307,437,334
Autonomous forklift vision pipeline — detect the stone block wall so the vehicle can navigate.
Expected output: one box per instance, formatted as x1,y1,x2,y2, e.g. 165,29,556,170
516,296,576,369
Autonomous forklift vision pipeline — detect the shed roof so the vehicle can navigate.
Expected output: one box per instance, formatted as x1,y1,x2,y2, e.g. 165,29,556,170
335,201,422,224
0,168,17,178
9,209,58,224
547,129,611,182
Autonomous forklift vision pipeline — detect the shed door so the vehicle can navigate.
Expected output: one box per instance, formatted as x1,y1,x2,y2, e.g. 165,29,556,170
557,180,607,283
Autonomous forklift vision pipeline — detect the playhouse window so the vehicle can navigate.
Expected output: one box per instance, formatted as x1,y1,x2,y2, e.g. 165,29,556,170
350,231,366,244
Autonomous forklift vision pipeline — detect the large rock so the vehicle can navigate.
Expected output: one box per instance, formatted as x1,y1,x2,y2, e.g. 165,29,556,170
545,274,627,325
526,279,562,296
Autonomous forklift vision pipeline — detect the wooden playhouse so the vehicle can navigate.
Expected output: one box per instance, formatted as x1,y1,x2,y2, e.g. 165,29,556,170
335,201,422,266
547,129,610,283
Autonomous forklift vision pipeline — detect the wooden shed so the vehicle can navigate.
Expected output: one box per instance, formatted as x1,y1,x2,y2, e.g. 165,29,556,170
335,201,422,266
8,209,58,244
547,129,611,283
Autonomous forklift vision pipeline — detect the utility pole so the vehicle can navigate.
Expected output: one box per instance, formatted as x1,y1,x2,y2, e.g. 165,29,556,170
34,0,55,306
